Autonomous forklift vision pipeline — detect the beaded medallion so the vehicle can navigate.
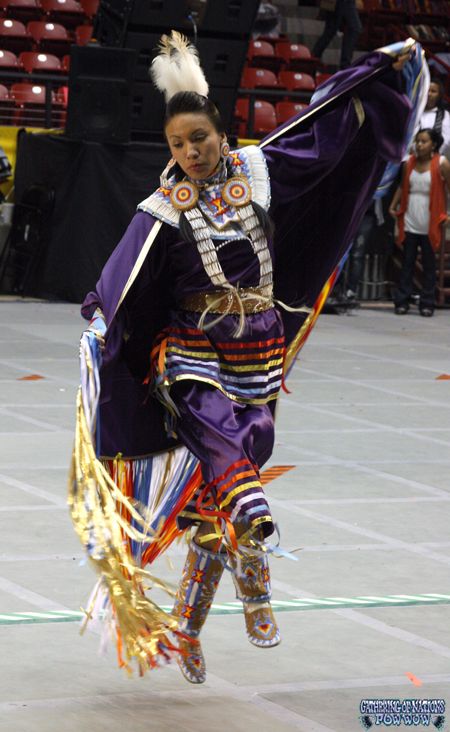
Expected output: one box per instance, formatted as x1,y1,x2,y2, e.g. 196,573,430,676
222,176,252,208
170,180,199,211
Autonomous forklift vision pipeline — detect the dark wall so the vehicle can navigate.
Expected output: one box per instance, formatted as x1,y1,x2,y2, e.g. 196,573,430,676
14,131,168,302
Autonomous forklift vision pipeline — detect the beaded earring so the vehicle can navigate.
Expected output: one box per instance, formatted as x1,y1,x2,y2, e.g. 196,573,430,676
160,157,176,187
221,141,231,162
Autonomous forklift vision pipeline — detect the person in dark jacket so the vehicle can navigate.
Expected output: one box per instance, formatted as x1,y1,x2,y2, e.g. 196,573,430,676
313,0,362,69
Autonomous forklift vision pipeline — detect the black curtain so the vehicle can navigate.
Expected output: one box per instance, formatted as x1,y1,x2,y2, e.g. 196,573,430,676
14,131,169,302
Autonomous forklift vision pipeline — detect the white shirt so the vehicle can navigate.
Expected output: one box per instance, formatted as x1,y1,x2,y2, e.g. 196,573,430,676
404,156,446,235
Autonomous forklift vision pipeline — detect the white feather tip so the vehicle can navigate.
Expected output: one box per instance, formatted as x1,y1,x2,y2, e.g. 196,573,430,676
150,30,209,102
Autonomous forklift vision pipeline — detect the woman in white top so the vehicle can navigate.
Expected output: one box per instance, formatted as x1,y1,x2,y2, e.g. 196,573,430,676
420,79,450,160
389,128,450,316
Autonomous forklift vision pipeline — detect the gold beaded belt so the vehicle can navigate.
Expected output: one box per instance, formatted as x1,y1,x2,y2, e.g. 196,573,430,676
180,286,274,315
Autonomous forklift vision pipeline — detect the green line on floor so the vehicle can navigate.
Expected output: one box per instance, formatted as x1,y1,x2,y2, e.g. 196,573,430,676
1,594,449,626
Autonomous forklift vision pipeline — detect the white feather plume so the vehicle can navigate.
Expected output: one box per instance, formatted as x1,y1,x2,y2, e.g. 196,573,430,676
150,31,209,102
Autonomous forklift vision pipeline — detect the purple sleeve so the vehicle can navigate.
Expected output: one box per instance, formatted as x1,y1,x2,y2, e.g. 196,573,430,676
81,210,157,324
261,51,410,207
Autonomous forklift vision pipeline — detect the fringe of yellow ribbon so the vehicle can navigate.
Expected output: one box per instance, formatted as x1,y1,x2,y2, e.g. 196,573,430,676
68,385,183,676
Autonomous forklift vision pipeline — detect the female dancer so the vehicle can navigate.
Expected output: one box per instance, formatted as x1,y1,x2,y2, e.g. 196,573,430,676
71,33,419,682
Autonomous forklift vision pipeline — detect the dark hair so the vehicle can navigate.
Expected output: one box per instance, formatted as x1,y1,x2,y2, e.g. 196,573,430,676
416,127,443,151
165,91,224,132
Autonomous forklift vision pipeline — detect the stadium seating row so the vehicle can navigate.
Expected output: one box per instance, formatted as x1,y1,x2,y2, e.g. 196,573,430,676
247,39,320,74
0,79,67,125
234,98,308,138
241,67,316,93
0,18,91,54
0,0,97,22
0,40,87,72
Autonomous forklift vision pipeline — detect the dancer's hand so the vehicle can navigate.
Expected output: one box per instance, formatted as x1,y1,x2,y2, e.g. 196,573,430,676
392,47,414,71
86,308,106,351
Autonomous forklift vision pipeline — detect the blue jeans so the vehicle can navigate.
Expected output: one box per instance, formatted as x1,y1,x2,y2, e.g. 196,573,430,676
394,233,436,310
347,211,375,293
312,0,362,68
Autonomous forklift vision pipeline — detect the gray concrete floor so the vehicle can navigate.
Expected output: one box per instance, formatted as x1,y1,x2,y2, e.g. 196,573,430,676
0,299,449,732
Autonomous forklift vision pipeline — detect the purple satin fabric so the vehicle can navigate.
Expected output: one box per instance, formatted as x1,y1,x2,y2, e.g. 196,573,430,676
172,381,275,477
171,379,275,537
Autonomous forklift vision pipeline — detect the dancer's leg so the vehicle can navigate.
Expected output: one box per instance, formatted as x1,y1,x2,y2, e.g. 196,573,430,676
171,380,275,538
172,535,225,684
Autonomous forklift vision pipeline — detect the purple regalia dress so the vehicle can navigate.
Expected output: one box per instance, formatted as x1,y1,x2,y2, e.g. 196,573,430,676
73,42,425,670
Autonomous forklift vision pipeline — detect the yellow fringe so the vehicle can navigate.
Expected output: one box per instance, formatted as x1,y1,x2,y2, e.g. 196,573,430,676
68,386,181,676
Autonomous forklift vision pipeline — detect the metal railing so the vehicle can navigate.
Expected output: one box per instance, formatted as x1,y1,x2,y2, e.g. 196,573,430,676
236,87,314,138
0,69,68,127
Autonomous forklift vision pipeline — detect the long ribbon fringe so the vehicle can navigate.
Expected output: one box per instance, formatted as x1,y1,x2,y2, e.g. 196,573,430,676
69,331,190,675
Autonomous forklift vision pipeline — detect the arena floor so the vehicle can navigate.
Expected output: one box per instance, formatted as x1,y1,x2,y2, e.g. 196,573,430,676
0,300,449,732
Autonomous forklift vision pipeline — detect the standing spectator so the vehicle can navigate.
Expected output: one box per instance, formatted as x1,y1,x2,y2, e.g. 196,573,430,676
389,128,450,317
343,201,381,304
420,79,450,160
312,0,362,69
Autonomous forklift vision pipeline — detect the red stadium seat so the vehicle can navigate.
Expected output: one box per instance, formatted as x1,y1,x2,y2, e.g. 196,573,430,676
79,0,98,18
56,83,67,105
234,97,249,136
19,50,62,72
0,0,42,21
11,81,62,126
278,71,315,92
234,98,276,138
75,23,92,45
275,42,319,73
41,0,81,10
11,80,45,101
40,0,84,27
241,67,278,89
27,21,70,54
275,101,307,125
54,83,67,124
248,40,274,60
0,18,30,52
0,81,13,122
275,42,310,63
252,100,277,137
235,97,248,119
0,47,20,67
247,39,282,71
11,81,49,125
61,51,69,70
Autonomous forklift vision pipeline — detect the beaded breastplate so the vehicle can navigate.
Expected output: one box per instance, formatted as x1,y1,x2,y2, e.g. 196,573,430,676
138,145,273,318
137,145,271,240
